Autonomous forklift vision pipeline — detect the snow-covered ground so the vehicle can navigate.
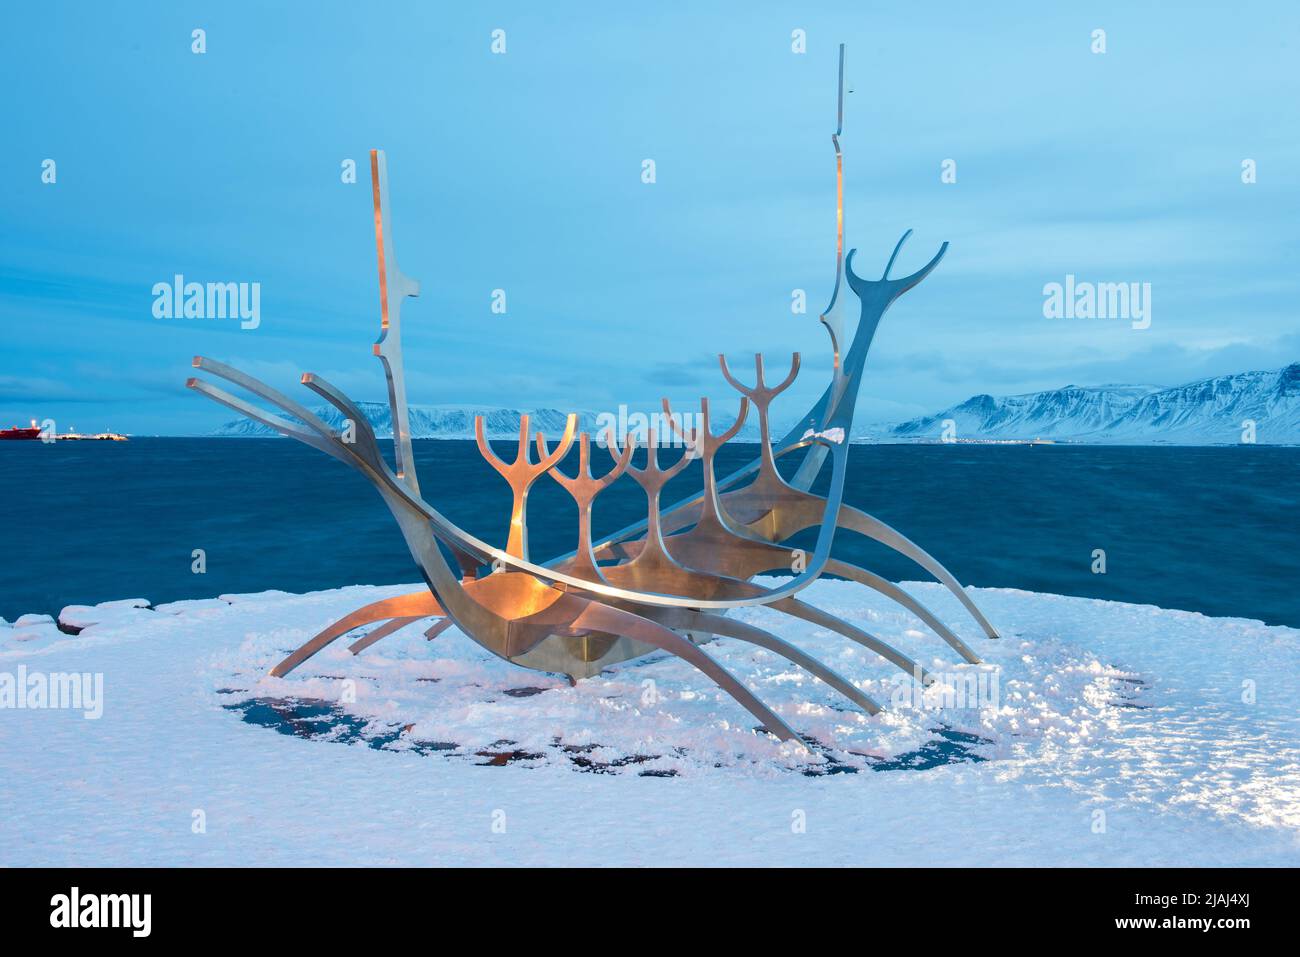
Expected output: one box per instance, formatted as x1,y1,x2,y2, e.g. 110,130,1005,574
2,578,1298,866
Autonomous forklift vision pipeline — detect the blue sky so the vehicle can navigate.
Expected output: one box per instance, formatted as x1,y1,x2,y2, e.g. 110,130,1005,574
2,1,1297,434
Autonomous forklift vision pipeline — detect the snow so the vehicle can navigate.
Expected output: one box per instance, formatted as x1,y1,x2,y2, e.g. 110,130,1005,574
2,579,1297,865
7,622,62,644
57,598,151,632
7,613,63,644
14,613,55,627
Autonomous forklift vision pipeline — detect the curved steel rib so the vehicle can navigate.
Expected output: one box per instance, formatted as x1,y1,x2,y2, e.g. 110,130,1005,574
564,601,801,741
278,580,887,720
272,591,443,677
835,506,999,641
347,616,427,655
644,607,882,715
823,559,980,663
191,365,804,740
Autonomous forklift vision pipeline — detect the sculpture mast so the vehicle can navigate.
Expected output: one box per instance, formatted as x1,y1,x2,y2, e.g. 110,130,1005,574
792,43,849,490
829,42,846,332
370,149,423,494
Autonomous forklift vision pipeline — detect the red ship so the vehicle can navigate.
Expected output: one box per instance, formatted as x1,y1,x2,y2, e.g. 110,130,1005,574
0,420,41,440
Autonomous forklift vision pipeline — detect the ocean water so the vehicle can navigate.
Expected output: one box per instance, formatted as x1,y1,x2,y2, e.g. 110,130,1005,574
1,439,1297,628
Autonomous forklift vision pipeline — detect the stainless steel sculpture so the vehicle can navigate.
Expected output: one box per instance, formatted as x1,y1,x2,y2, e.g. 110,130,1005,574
188,46,998,742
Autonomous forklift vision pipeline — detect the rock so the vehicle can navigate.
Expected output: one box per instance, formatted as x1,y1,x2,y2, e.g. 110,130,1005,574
58,599,153,635
97,598,151,612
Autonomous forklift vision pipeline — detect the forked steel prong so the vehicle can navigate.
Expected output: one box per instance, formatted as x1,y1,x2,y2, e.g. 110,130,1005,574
476,413,577,560
608,427,696,574
541,430,634,582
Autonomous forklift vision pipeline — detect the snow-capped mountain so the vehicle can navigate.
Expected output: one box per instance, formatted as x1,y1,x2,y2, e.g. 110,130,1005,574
1106,364,1300,443
889,384,1161,441
888,363,1300,445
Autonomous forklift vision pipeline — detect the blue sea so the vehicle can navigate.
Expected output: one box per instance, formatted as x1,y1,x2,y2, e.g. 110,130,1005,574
2,439,1297,628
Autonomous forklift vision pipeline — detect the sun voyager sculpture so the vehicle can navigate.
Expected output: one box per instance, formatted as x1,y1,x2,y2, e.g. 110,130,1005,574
188,46,999,743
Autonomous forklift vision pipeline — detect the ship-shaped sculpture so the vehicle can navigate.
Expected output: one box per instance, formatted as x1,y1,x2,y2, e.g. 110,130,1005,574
188,46,998,742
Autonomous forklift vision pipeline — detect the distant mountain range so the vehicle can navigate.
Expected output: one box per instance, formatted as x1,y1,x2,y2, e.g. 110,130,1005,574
211,402,604,439
212,363,1300,446
888,363,1300,444
211,401,765,442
